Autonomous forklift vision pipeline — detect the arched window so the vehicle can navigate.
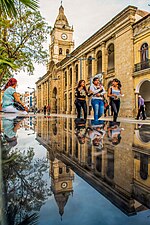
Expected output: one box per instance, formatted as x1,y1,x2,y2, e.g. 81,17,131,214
88,56,92,78
69,92,72,113
75,139,78,158
140,153,148,180
66,49,69,55
141,43,148,62
107,44,114,71
75,64,78,83
96,155,102,173
106,151,114,179
64,71,67,87
64,94,67,111
52,123,57,135
69,68,72,86
96,51,102,74
59,168,62,174
59,48,62,55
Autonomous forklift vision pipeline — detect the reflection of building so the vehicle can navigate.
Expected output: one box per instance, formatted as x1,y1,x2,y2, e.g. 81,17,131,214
36,117,150,216
36,117,74,218
36,4,150,117
50,159,74,218
133,124,150,208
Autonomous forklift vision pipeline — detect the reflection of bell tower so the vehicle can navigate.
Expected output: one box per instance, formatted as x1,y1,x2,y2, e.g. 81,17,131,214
49,3,74,63
50,158,74,219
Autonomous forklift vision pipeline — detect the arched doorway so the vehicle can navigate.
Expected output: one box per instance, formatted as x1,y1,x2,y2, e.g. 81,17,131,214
139,80,150,117
52,87,57,113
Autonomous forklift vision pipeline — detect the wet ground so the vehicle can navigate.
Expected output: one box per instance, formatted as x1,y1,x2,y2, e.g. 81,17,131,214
0,114,150,225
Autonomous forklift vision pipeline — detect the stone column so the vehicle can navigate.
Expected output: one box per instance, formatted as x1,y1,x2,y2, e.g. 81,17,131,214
66,67,69,114
72,63,76,115
41,83,44,109
135,91,139,117
102,42,107,75
91,49,96,76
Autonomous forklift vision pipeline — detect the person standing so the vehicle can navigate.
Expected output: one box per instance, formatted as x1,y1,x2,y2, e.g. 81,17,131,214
90,77,106,121
2,78,28,114
75,80,89,120
43,105,47,115
136,95,146,120
47,105,51,115
107,78,123,122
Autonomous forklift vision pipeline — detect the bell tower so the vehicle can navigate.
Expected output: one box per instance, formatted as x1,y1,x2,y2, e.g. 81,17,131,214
50,158,74,219
49,3,74,63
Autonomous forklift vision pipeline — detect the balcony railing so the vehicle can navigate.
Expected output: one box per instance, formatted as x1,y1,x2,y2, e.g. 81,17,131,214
134,59,150,72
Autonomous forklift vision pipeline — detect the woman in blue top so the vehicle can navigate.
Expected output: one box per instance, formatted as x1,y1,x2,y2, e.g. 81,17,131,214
2,78,28,114
108,78,123,122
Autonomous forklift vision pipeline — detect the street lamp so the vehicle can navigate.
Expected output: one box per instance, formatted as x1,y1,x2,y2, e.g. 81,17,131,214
27,87,36,111
67,54,95,80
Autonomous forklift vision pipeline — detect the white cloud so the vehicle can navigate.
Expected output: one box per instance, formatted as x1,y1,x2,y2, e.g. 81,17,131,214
15,0,149,93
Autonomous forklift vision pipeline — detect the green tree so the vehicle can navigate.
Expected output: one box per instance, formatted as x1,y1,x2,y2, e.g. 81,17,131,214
0,0,39,18
0,3,50,85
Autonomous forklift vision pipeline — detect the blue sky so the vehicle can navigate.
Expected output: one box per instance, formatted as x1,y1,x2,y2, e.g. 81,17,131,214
15,0,150,93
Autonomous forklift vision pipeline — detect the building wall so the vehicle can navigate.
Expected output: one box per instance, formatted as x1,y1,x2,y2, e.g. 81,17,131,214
36,6,150,117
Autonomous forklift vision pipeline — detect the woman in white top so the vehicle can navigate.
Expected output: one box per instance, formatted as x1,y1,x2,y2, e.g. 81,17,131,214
90,77,106,121
107,78,123,122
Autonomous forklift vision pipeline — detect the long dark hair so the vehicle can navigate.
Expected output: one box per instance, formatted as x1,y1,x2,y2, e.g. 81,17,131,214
112,78,122,90
77,80,87,91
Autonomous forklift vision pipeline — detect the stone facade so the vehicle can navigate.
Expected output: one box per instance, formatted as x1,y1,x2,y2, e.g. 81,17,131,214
36,5,150,117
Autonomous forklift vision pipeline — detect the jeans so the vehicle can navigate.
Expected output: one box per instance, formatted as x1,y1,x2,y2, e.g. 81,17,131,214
111,99,120,122
91,99,104,120
75,99,87,119
2,105,27,114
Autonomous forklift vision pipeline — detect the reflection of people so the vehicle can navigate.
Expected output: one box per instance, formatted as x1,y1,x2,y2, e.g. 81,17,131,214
104,98,109,117
47,105,51,115
2,78,28,114
75,80,90,120
74,118,87,144
107,78,123,122
87,120,106,149
90,77,106,121
136,95,146,120
107,121,124,145
2,116,25,148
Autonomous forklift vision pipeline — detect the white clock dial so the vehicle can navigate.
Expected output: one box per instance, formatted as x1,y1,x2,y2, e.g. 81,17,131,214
61,182,68,189
61,33,67,40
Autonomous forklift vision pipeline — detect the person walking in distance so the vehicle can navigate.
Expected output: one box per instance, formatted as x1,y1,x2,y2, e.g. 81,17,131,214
47,105,51,115
107,78,123,122
89,77,106,121
43,105,47,115
136,95,146,120
75,80,90,120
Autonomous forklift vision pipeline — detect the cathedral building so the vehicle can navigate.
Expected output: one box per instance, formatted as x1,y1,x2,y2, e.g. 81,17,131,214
36,4,150,117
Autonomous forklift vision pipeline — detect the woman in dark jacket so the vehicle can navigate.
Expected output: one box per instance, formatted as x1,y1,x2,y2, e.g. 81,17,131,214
75,80,90,120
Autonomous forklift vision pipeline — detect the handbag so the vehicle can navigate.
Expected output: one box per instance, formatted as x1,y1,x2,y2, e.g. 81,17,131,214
14,101,25,111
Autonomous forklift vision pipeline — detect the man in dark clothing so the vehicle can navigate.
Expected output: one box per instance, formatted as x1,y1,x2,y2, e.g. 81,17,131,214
43,105,47,115
136,95,146,120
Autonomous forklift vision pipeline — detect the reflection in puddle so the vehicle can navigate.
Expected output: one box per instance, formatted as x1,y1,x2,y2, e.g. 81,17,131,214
1,116,150,225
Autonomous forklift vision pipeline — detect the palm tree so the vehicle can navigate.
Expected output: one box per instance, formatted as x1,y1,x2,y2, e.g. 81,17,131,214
0,0,39,17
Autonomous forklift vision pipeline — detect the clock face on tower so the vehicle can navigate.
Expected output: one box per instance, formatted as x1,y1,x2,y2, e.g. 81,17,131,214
61,33,68,40
61,182,68,189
